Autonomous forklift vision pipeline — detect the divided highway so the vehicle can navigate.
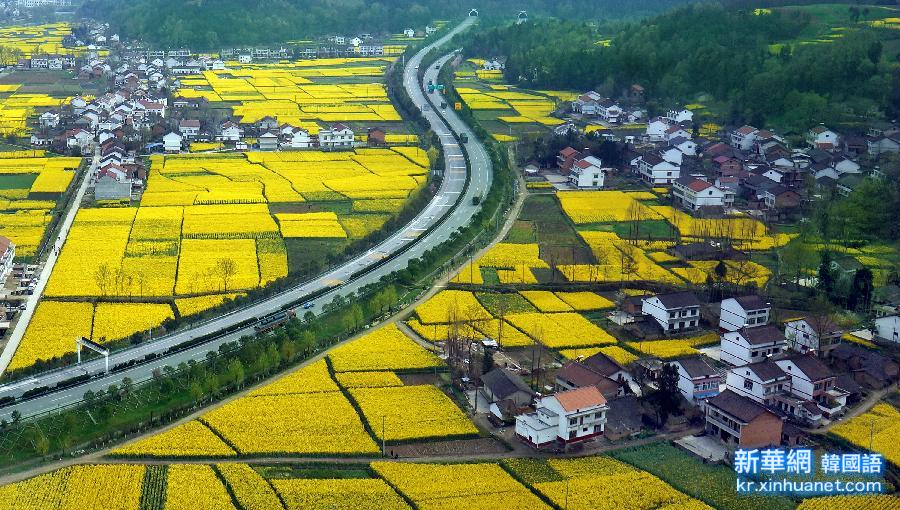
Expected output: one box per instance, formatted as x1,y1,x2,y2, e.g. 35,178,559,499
0,16,490,422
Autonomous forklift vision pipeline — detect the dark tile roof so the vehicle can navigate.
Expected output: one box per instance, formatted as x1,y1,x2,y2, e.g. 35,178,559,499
835,373,863,395
582,352,624,376
744,360,786,381
556,362,606,387
673,356,718,379
742,326,785,346
655,291,701,309
734,295,768,310
480,368,534,400
707,389,774,424
782,354,833,381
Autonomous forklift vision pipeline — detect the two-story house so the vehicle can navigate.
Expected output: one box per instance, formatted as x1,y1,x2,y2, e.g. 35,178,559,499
670,356,721,404
672,176,726,210
719,295,771,332
634,153,680,185
557,147,582,172
178,119,200,139
555,351,631,399
784,317,842,357
515,386,609,448
217,121,244,142
642,292,701,334
724,360,790,408
568,156,606,189
705,389,783,449
774,355,848,418
319,123,354,149
0,236,14,281
720,325,786,366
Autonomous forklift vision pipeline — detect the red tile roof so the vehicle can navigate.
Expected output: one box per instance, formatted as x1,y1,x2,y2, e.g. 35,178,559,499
688,179,713,192
555,385,606,412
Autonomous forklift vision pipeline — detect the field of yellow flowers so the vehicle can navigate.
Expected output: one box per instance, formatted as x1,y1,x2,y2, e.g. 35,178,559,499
273,478,410,510
830,403,900,466
112,421,236,458
10,146,431,371
165,465,234,510
0,154,80,257
0,464,144,510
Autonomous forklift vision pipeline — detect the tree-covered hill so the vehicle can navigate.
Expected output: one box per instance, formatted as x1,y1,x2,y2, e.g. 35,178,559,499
463,4,898,131
77,0,693,49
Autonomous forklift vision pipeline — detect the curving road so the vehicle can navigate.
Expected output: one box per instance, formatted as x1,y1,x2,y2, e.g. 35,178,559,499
0,16,490,421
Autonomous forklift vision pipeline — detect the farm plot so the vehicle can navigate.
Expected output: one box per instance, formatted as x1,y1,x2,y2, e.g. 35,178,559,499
0,154,81,257
10,149,427,371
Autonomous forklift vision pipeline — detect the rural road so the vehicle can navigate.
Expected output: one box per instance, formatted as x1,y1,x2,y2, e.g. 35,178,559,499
0,16,490,422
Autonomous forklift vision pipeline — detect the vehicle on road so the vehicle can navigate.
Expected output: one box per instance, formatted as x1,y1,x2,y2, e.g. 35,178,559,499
301,302,315,310
254,310,297,333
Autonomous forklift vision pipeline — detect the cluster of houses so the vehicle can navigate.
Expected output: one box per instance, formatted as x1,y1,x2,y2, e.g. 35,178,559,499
571,90,645,125
474,288,899,452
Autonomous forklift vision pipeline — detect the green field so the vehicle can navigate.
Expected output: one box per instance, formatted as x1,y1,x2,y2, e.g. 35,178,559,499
611,442,796,510
0,173,36,190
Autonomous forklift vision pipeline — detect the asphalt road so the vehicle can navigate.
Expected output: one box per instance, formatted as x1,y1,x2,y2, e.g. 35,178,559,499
0,16,490,421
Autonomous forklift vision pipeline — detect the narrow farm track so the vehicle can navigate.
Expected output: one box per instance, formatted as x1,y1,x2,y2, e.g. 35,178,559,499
0,147,99,373
0,17,485,423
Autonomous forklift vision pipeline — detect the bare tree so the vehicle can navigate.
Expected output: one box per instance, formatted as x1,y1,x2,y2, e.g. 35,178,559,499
215,258,238,292
94,263,113,296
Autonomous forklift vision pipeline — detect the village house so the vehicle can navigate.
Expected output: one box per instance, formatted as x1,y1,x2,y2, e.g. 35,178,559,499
515,386,608,448
671,176,729,210
705,389,784,448
163,132,183,153
669,356,721,404
258,131,279,151
568,155,606,189
867,134,900,156
784,317,842,357
178,119,200,139
720,325,787,366
725,360,791,409
0,236,14,281
480,367,534,407
367,127,386,146
719,295,771,332
874,315,899,343
556,147,582,173
831,344,899,389
642,292,701,334
730,125,759,151
217,121,244,142
807,125,840,151
645,117,672,142
775,355,848,418
287,127,312,148
572,91,603,116
555,351,631,400
94,174,132,201
633,153,680,185
318,123,354,149
39,111,60,129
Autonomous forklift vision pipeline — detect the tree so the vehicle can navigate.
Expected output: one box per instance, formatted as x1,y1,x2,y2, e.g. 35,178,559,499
94,263,113,296
226,359,245,387
215,258,238,292
645,364,680,427
482,349,495,375
847,268,874,312
817,251,835,298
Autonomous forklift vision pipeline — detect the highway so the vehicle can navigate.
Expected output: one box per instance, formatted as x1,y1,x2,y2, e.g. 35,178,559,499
0,16,490,421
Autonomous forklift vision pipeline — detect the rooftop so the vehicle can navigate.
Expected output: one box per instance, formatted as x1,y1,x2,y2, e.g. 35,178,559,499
554,385,607,412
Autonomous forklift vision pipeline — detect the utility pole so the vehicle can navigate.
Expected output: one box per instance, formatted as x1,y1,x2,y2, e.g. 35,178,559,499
382,415,386,457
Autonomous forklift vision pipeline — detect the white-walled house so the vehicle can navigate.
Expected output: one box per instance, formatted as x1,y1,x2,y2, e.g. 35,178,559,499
774,355,848,418
218,121,243,142
670,356,721,404
289,128,312,148
645,117,671,142
808,126,840,150
725,361,791,408
874,315,899,343
319,123,354,149
672,177,726,210
515,386,608,448
0,236,14,281
568,156,605,188
642,292,701,334
719,296,771,332
720,325,787,366
730,125,759,151
784,317,842,357
163,132,183,153
634,153,680,185
666,108,694,123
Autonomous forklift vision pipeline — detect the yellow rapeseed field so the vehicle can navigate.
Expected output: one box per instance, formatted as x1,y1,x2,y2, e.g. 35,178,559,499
506,312,618,348
350,385,477,441
328,324,441,372
165,465,235,510
555,291,616,311
0,464,145,510
273,478,410,510
519,290,574,312
111,420,236,458
830,403,900,466
373,462,550,509
217,463,284,510
415,290,492,324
